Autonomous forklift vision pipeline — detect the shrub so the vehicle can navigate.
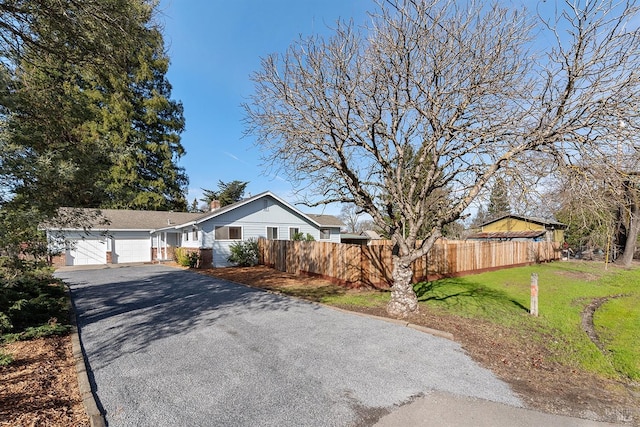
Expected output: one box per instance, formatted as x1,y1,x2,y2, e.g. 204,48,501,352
0,258,70,339
2,322,71,343
174,248,200,268
187,252,199,268
0,312,12,334
0,350,13,366
228,238,259,266
291,232,315,241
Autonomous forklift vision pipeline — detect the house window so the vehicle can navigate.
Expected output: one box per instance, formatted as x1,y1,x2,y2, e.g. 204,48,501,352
192,227,198,240
183,230,188,241
215,226,242,240
289,227,299,240
267,227,278,240
320,228,331,240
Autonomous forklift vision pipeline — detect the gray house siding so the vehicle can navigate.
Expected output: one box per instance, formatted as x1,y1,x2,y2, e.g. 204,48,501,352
197,195,341,267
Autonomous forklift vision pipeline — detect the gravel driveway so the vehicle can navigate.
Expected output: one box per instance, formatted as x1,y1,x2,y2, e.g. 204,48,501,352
58,265,521,426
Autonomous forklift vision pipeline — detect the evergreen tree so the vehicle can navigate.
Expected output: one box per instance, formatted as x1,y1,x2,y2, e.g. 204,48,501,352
100,25,188,211
200,188,219,206
1,54,112,214
188,198,200,213
0,2,188,214
487,178,511,220
200,180,249,208
0,1,150,80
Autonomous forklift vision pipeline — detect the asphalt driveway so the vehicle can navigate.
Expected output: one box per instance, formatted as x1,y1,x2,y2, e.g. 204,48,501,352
57,265,521,426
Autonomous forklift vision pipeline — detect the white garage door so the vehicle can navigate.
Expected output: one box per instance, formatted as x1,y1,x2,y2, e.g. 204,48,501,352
67,238,106,266
113,237,151,263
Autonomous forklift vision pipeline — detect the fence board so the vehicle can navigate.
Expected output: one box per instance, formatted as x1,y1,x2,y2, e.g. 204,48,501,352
258,238,560,288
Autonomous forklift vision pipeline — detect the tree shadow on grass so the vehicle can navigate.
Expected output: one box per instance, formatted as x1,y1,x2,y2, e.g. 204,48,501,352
277,285,346,302
414,278,529,315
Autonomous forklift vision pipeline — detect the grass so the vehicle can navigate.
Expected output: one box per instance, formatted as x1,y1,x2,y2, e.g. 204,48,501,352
277,284,346,302
594,294,640,380
311,261,640,381
322,290,389,307
412,262,640,378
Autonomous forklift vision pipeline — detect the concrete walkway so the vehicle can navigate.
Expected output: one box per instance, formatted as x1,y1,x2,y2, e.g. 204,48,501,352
375,392,621,426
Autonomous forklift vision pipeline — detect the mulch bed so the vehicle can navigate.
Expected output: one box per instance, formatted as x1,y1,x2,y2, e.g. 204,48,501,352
0,335,89,426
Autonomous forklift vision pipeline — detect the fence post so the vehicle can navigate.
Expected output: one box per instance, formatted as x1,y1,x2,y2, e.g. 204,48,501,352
530,273,539,316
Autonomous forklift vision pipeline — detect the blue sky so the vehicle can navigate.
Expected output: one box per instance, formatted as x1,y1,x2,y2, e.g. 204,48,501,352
156,0,601,217
158,1,371,213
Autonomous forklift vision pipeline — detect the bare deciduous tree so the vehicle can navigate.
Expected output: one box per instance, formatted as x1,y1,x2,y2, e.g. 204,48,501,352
244,0,640,317
339,203,363,233
553,121,640,266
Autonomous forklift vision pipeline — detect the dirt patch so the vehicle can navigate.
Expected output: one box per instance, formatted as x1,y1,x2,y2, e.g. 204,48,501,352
201,266,343,292
203,265,640,425
0,335,89,426
402,307,639,425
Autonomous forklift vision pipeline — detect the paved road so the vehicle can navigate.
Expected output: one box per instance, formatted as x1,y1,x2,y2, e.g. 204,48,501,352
58,265,524,426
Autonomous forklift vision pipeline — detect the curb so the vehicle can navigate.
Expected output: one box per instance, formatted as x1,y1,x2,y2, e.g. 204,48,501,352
68,287,106,427
328,306,455,341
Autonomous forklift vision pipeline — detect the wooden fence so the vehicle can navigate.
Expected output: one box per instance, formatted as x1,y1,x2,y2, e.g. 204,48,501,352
258,238,560,289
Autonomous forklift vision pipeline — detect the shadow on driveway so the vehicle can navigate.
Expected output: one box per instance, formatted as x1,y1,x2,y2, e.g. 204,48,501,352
59,266,317,369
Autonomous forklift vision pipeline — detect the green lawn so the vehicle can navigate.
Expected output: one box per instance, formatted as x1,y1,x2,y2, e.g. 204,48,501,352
324,261,640,381
594,293,640,379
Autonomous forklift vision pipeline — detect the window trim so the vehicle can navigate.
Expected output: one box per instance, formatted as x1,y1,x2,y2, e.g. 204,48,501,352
319,228,331,240
289,227,299,240
215,225,243,240
266,226,278,240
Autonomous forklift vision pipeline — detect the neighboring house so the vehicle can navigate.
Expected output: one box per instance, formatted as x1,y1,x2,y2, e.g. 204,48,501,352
361,230,382,241
340,232,370,245
467,215,567,243
45,191,344,267
340,230,383,245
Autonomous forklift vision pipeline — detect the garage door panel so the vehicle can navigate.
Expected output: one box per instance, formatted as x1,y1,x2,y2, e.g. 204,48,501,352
67,239,106,265
113,238,151,263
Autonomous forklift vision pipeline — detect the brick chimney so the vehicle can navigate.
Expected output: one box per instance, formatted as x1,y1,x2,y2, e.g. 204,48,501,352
210,200,221,211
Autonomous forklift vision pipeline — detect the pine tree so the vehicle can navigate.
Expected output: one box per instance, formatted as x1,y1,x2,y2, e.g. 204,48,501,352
487,178,511,220
1,3,188,214
470,206,488,228
189,198,200,213
101,26,188,211
200,181,249,208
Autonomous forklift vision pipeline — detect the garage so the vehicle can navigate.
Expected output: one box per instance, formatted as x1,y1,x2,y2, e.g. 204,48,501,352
67,238,106,266
45,208,205,267
112,233,151,263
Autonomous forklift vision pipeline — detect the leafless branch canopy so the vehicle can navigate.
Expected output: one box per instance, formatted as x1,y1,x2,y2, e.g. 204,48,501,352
244,0,640,264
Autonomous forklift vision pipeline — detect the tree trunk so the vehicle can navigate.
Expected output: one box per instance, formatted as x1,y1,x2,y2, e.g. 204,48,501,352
386,257,418,318
617,202,639,267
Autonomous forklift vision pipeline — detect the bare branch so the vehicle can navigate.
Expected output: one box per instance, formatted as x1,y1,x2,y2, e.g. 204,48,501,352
243,0,640,315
